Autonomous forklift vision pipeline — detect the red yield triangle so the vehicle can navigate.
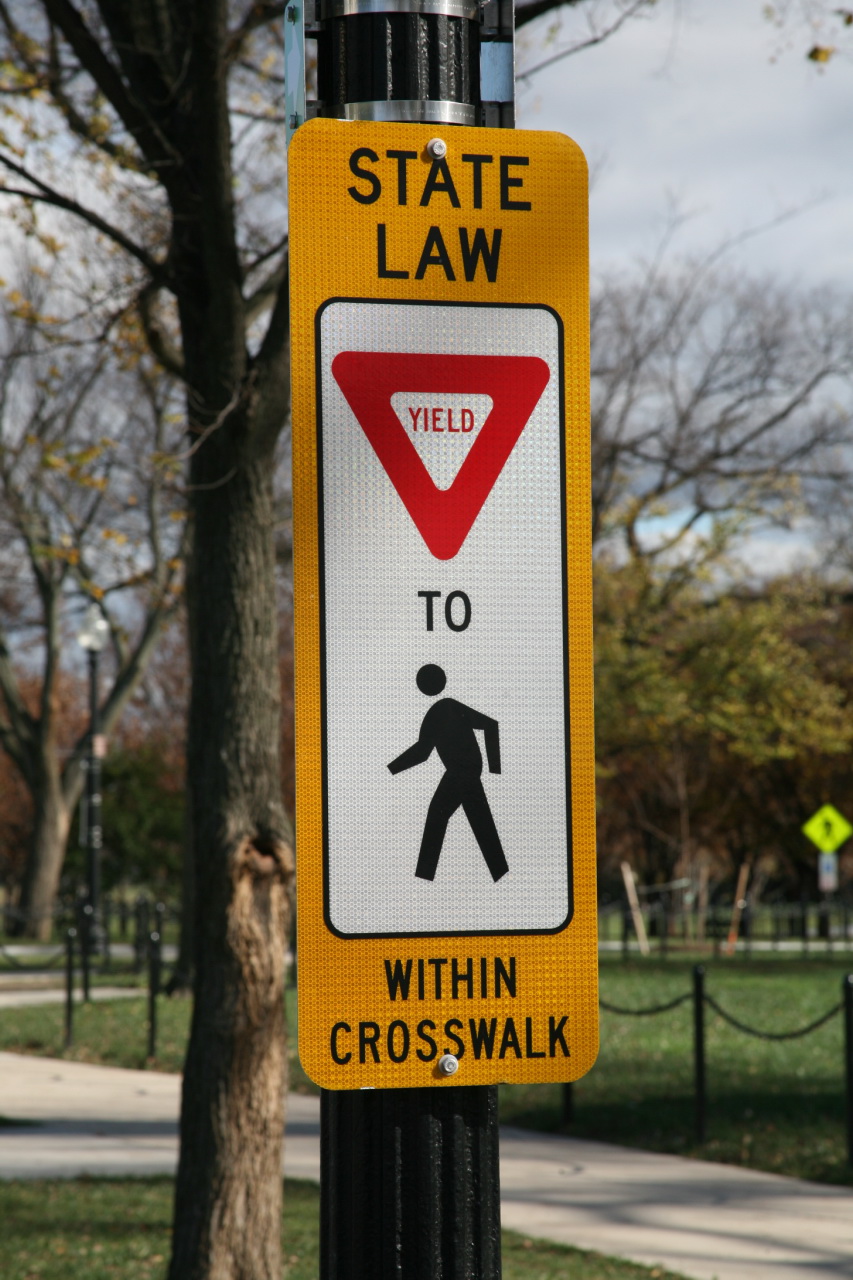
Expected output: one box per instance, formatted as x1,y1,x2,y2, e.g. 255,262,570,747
331,352,551,560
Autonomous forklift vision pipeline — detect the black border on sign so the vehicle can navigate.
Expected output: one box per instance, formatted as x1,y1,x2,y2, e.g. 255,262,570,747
315,297,574,939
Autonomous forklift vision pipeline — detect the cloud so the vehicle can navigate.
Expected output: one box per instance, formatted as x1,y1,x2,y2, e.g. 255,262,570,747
518,0,853,286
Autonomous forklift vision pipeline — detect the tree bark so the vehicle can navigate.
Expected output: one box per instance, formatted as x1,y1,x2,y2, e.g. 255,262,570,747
14,756,72,941
169,439,293,1280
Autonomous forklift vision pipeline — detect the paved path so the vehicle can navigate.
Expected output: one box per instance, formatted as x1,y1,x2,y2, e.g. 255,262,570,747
0,986,143,1009
1,1051,852,1280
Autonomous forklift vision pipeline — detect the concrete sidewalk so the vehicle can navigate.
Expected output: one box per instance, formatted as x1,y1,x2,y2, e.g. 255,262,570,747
0,985,144,1009
1,1051,852,1280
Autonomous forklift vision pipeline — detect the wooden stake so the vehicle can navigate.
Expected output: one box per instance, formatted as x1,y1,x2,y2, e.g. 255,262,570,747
725,862,751,956
621,861,650,956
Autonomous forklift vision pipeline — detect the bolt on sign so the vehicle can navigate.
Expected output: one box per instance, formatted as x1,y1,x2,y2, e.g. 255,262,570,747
289,118,597,1089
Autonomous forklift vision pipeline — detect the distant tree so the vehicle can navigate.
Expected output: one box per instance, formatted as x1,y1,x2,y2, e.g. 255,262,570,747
0,267,185,936
590,256,853,561
590,256,853,895
595,565,853,893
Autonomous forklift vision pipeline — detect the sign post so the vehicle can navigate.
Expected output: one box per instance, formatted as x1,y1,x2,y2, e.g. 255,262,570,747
803,804,851,942
288,14,596,1270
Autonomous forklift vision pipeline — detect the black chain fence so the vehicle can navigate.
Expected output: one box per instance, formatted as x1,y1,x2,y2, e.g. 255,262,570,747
0,894,176,1060
703,992,844,1041
599,993,692,1017
593,966,853,1162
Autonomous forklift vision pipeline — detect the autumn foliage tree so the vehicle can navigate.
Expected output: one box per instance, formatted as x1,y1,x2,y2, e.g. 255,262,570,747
590,253,853,898
0,267,185,936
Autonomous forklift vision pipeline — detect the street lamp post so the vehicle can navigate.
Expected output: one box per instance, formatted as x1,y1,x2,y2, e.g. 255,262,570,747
77,604,109,965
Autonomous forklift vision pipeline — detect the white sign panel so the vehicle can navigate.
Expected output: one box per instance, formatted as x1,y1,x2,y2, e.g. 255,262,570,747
317,300,570,938
819,851,839,894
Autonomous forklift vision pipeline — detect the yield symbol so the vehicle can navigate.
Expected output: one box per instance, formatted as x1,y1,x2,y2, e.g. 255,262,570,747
331,352,551,559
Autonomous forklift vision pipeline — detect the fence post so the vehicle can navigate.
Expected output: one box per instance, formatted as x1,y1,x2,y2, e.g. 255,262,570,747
102,896,111,971
80,902,93,1002
840,972,845,1167
155,900,166,944
134,895,149,973
64,927,76,1049
659,901,668,958
693,964,706,1144
148,930,161,1061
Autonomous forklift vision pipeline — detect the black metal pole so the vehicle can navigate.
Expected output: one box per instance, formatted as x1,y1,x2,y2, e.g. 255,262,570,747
844,973,853,1168
321,1086,502,1280
693,964,706,1144
561,1082,574,1128
312,9,513,1274
148,930,161,1060
85,647,103,960
102,895,111,970
80,901,93,1002
64,927,76,1049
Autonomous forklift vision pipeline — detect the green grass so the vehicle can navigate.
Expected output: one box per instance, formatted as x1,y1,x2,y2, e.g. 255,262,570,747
0,1177,690,1280
3,960,852,1185
500,956,853,1186
0,994,191,1074
0,984,317,1088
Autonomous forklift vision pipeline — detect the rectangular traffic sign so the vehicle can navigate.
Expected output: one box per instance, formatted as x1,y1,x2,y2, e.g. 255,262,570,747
819,851,839,894
289,118,597,1089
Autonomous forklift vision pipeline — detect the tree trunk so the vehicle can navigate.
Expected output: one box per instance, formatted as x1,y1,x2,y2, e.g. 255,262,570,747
168,438,293,1279
14,757,71,940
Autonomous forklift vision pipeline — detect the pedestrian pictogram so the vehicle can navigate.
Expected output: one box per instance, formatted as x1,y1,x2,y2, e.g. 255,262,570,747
289,118,597,1090
331,352,551,559
802,804,853,854
389,664,508,883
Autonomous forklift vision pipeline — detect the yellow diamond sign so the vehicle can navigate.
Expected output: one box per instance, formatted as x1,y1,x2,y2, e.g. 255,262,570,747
802,804,853,853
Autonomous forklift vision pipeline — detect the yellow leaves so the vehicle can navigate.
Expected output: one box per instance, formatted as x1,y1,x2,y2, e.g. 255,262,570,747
4,287,60,325
35,543,79,566
37,440,110,491
807,44,835,61
102,529,128,546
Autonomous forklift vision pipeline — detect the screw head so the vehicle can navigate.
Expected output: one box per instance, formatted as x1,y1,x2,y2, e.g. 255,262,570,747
438,1053,459,1076
427,138,448,160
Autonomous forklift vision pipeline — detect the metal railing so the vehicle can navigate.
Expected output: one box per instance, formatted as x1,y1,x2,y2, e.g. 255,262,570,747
593,965,853,1162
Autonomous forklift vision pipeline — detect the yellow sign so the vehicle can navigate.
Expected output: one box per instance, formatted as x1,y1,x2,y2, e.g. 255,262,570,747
802,804,853,853
289,118,597,1089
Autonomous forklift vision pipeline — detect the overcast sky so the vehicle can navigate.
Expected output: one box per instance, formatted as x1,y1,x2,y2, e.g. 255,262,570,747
516,0,853,288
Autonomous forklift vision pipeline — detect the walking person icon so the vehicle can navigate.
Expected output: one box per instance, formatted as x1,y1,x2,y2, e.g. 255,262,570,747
388,664,509,883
